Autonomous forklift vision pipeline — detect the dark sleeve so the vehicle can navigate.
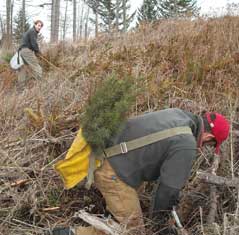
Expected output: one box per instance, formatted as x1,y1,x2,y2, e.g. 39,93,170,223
150,182,181,233
150,182,180,217
29,30,40,53
150,148,196,220
160,148,196,189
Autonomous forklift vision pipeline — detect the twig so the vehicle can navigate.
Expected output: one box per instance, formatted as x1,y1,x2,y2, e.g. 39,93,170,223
12,218,47,231
40,150,67,171
43,121,60,144
41,207,60,212
10,179,30,187
199,207,205,235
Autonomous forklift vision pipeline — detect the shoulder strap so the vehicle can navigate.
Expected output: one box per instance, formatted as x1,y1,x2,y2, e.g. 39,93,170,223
17,50,20,64
85,153,96,190
104,126,192,158
86,126,192,188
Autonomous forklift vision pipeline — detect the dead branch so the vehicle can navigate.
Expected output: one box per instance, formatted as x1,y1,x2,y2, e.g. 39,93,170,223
206,156,220,224
197,171,239,188
41,207,60,212
74,210,123,235
10,179,29,187
207,185,218,224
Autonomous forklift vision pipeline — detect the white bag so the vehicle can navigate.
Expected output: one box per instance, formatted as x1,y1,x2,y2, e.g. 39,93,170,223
10,51,24,70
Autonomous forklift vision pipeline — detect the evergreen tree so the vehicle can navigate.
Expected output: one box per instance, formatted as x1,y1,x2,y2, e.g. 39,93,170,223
137,0,159,24
97,0,116,32
120,0,135,32
87,0,134,33
86,0,100,36
158,0,199,18
81,74,136,154
13,8,30,44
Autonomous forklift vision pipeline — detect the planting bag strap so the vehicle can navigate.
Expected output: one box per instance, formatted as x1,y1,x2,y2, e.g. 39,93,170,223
104,126,192,158
86,153,104,189
86,126,192,189
17,49,21,64
85,152,96,190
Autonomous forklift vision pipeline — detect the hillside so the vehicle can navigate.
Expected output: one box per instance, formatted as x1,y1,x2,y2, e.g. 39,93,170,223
0,16,239,235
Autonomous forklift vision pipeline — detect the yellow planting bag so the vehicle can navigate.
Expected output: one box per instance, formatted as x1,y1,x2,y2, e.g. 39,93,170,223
54,129,100,189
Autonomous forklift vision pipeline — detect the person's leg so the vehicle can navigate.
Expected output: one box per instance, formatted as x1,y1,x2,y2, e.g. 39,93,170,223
53,160,145,235
17,65,28,82
20,48,42,80
94,160,145,235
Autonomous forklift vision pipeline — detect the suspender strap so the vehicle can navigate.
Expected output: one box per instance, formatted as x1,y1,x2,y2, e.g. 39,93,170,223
103,126,192,158
85,153,96,190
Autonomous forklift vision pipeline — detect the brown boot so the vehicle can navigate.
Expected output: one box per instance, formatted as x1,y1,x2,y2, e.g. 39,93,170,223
75,226,106,235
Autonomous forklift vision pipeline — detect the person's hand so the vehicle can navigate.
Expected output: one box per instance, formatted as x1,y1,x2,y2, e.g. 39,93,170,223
36,52,42,58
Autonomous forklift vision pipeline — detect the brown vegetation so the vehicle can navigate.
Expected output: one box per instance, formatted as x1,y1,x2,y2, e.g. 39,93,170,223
0,16,239,235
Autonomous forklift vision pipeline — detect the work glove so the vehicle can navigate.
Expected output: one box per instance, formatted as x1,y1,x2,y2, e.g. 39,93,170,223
150,211,179,235
158,226,178,235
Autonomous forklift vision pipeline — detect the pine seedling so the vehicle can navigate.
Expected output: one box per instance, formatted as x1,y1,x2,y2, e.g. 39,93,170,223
81,74,136,154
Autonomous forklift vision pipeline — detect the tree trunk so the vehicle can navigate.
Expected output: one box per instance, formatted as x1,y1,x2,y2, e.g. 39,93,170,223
5,0,12,49
115,0,120,32
55,0,60,42
73,0,77,41
63,0,68,40
22,0,25,32
51,0,60,43
0,14,4,36
123,0,126,32
94,0,99,38
84,6,90,41
95,11,99,37
50,0,55,42
79,3,85,40
10,1,14,37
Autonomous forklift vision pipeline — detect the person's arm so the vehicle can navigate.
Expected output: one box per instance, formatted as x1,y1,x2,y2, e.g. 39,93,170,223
150,182,180,235
29,29,40,53
151,182,180,216
151,147,196,218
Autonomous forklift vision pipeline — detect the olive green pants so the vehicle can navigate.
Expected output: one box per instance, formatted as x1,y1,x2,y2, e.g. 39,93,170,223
18,48,42,81
75,160,145,235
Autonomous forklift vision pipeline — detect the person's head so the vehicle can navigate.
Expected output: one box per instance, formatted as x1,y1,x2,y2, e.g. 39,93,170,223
201,112,230,154
34,20,43,32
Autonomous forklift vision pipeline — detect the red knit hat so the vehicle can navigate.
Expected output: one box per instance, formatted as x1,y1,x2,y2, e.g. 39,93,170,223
206,112,230,154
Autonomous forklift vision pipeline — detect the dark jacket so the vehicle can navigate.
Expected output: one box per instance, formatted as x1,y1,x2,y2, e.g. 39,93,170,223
107,108,203,211
19,27,40,53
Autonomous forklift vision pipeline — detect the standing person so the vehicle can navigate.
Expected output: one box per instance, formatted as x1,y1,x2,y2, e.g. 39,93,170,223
18,20,43,82
52,108,230,235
